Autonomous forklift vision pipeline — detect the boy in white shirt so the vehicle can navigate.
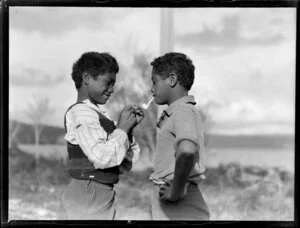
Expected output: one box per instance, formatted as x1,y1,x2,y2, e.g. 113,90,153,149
60,52,144,220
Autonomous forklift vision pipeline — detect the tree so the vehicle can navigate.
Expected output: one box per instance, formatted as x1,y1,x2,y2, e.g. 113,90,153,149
9,119,20,149
24,96,55,181
23,96,55,191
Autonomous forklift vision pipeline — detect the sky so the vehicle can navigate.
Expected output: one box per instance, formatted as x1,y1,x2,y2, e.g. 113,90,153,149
9,7,296,135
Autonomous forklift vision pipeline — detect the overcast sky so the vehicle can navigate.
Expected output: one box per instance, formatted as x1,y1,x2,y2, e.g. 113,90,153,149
9,7,295,135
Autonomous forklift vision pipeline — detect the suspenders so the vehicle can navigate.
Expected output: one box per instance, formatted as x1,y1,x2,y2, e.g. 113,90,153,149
64,102,119,184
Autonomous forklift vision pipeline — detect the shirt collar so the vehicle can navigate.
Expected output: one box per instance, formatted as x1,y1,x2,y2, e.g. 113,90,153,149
82,99,107,114
164,95,196,116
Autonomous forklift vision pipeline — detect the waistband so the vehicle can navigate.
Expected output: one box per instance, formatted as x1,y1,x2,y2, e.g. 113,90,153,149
152,181,200,194
149,173,206,185
71,177,114,189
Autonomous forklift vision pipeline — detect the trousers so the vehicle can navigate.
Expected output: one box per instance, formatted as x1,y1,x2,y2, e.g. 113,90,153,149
150,182,210,220
59,178,116,220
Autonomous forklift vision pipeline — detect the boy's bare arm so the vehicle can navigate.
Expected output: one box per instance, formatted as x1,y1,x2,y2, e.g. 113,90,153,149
159,139,196,202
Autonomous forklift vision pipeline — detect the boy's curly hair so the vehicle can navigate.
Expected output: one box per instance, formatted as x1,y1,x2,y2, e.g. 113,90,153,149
151,52,195,91
72,52,119,89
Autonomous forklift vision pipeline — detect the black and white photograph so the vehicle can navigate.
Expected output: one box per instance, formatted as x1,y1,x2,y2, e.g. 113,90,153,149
5,4,296,222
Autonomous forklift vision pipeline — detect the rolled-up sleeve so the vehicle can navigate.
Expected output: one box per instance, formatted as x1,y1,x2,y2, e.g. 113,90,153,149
128,136,141,163
118,135,141,173
68,104,130,169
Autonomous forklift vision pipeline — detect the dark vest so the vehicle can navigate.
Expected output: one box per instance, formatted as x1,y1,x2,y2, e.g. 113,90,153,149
64,102,120,184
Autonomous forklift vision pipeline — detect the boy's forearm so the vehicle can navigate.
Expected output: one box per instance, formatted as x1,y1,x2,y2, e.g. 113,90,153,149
171,151,195,198
127,128,133,143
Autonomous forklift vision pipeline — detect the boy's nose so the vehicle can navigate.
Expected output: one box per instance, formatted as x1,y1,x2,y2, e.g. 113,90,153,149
108,86,114,93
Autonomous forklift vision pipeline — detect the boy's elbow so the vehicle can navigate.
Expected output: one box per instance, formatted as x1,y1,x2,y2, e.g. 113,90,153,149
177,139,198,157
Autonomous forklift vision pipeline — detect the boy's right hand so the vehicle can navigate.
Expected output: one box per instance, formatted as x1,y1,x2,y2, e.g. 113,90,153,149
159,180,189,202
116,105,137,133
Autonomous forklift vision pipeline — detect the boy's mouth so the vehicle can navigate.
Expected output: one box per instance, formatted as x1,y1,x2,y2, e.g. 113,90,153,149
103,94,111,99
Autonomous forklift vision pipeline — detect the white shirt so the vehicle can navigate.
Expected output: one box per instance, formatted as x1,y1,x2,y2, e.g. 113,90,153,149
64,99,140,170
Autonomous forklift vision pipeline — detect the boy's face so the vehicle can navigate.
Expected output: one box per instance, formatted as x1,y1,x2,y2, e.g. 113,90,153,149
87,72,116,105
151,70,171,105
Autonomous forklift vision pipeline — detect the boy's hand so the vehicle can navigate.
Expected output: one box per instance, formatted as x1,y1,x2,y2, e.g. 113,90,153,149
119,157,133,173
117,105,137,133
158,180,188,202
132,105,144,126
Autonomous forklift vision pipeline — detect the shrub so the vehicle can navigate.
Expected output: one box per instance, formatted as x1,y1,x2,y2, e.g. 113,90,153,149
9,146,71,192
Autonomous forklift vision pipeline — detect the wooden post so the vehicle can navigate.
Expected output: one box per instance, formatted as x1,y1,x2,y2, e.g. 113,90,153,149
149,8,174,163
158,8,174,118
160,8,174,55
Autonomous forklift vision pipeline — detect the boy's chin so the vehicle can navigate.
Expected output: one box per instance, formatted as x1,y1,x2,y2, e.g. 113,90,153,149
99,99,108,105
155,99,166,105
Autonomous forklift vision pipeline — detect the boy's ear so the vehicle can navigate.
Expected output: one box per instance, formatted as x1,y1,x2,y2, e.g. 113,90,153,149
168,73,178,88
82,72,91,85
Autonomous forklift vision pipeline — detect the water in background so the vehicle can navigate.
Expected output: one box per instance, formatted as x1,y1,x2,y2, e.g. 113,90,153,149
207,148,294,173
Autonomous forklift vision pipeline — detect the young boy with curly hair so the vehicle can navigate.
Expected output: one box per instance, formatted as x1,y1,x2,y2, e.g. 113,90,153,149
149,52,210,220
60,52,144,220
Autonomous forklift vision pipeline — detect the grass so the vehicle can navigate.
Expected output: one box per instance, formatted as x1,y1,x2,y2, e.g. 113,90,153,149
8,147,295,221
201,185,294,220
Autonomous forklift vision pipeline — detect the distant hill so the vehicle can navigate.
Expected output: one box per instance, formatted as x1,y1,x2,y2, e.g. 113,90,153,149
9,120,294,149
205,133,294,149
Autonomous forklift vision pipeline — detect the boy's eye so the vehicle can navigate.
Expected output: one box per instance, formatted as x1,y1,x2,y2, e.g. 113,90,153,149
105,80,114,86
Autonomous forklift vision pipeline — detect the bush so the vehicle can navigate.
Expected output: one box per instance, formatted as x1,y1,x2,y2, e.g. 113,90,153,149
205,163,294,190
9,146,71,192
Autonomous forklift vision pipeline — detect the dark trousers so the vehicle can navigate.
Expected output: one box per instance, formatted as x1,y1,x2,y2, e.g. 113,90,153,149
151,182,210,220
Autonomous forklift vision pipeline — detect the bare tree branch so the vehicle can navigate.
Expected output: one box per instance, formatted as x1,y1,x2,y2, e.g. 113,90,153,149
24,95,55,147
9,121,21,148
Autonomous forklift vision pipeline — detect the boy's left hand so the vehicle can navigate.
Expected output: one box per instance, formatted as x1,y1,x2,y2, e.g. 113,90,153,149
132,105,144,125
119,156,133,173
158,180,188,202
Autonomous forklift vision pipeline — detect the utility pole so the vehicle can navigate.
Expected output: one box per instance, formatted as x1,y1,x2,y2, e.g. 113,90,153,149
158,8,174,118
160,8,174,55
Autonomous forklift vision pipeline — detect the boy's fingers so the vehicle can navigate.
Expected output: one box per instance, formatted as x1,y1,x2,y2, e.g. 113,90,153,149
136,109,144,116
164,180,172,186
159,186,166,191
124,105,134,111
128,107,135,112
159,188,165,197
128,114,135,122
135,109,144,119
135,105,142,110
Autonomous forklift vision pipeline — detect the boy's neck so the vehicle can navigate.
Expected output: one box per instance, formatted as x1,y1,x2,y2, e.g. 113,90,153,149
167,90,188,106
77,89,88,102
77,89,99,106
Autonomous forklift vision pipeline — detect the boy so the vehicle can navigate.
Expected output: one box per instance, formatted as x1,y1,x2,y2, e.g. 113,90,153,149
60,52,144,220
149,52,210,220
